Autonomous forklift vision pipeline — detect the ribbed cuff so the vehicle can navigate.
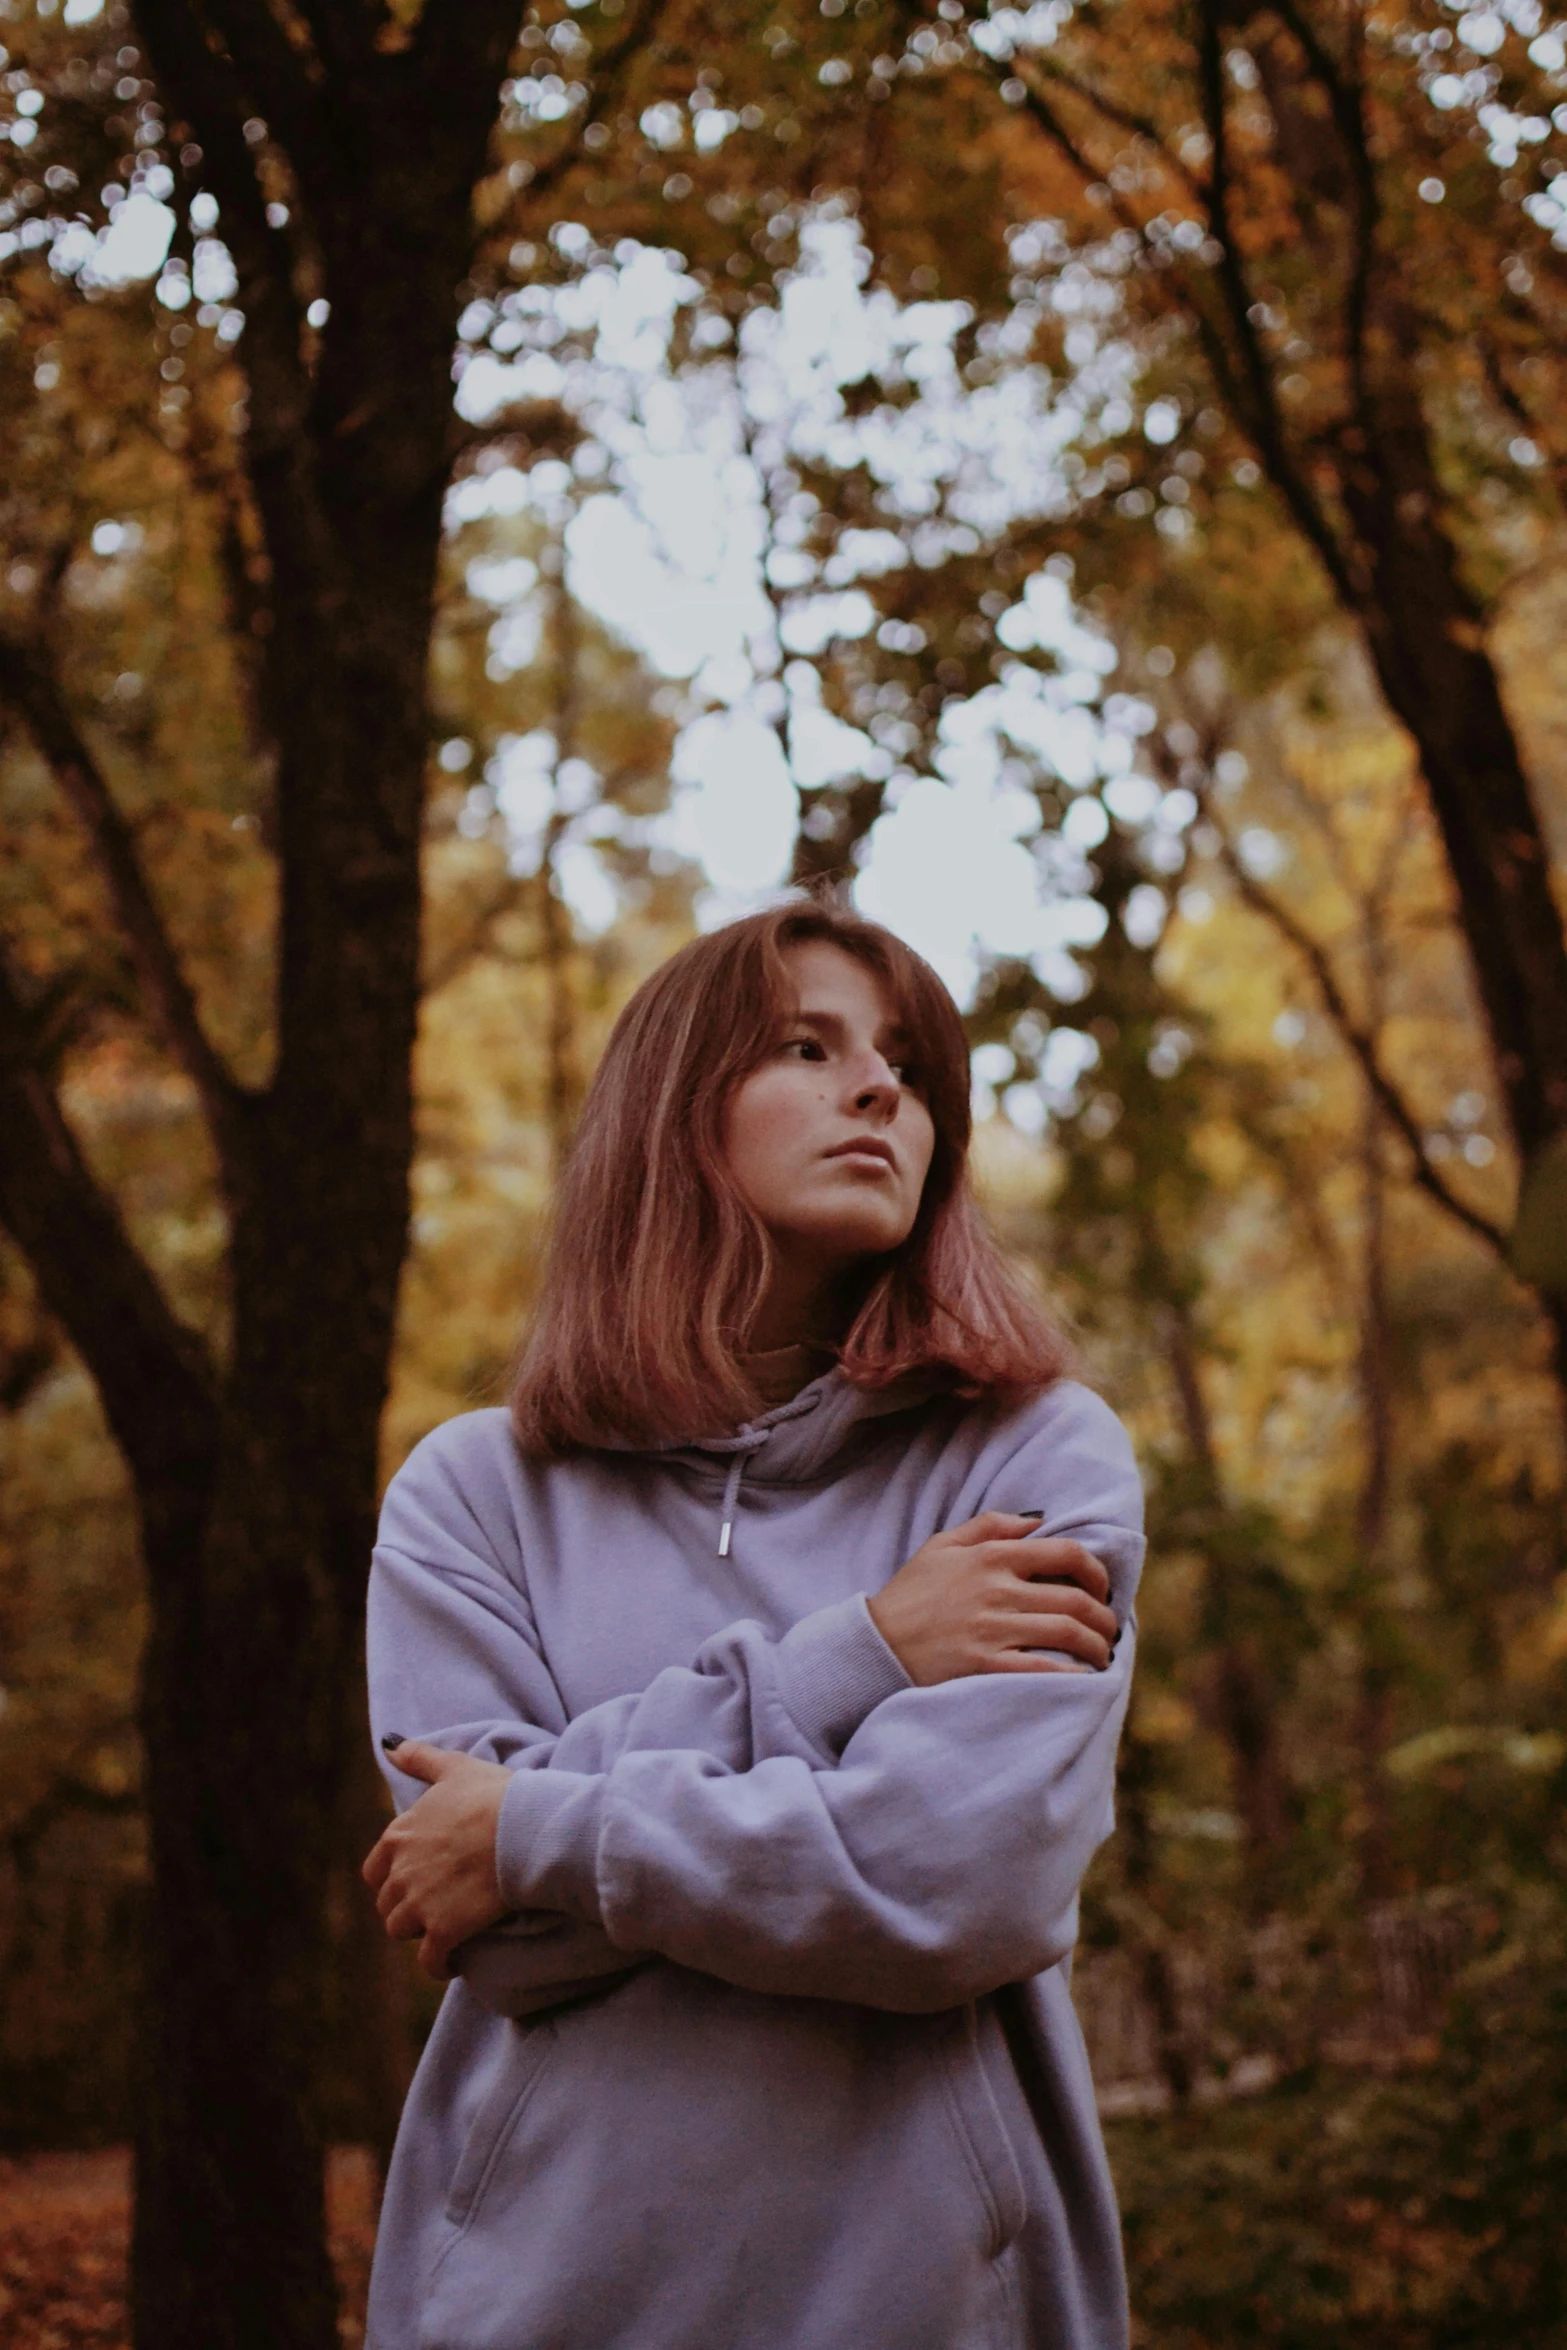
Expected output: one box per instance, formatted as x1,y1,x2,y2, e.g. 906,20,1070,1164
495,1766,607,1921
771,1592,912,1759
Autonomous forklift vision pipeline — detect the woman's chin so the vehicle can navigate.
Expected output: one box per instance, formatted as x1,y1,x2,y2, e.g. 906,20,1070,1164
790,1212,918,1265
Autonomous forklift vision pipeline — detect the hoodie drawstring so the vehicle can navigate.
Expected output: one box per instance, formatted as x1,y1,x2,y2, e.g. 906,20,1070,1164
717,1451,748,1559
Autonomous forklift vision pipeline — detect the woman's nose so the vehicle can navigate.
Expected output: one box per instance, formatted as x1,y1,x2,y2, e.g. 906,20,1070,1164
850,1056,900,1113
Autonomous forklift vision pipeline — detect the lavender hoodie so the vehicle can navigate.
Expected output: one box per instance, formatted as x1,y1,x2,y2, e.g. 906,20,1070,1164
365,1371,1144,2350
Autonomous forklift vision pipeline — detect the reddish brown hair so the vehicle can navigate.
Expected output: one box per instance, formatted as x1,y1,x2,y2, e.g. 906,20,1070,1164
510,898,1071,1452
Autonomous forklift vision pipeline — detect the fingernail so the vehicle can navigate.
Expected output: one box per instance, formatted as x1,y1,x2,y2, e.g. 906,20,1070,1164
380,1732,407,1754
1018,1510,1044,1522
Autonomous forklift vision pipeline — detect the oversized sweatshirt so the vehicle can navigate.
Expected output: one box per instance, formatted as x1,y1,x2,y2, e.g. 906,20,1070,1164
365,1371,1145,2350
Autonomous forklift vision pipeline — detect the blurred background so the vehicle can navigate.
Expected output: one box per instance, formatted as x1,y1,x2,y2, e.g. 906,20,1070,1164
2,0,1565,2343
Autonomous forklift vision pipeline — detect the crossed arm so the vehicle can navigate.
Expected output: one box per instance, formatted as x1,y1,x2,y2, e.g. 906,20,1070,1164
364,1506,1122,1985
362,1399,1144,2017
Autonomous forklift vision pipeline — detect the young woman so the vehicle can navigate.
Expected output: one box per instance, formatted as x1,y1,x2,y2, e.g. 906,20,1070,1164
361,900,1144,2350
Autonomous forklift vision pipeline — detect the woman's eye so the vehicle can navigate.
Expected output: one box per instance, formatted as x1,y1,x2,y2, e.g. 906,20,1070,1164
782,1037,826,1061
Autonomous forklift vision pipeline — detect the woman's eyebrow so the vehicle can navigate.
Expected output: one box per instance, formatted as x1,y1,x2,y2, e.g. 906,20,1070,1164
788,1007,914,1050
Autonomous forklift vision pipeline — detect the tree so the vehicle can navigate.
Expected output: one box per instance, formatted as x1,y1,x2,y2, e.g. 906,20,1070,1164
0,3,668,2342
952,0,1567,1359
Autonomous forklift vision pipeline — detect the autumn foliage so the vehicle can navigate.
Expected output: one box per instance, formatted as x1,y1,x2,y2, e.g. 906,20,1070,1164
1,2,1565,2346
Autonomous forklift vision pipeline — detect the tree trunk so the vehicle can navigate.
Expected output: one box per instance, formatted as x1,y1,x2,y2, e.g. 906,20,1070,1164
1351,1084,1399,1902
129,564,429,2344
131,1504,348,2347
1162,1301,1295,1897
1114,1724,1195,2109
1340,410,1567,1168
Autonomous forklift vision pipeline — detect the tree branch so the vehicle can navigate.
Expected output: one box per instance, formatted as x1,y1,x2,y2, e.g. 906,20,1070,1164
290,0,372,77
1192,0,1361,610
987,32,1353,602
1013,52,1205,205
0,953,219,1500
1268,0,1378,405
1200,802,1510,1258
422,870,526,998
0,637,256,1193
196,0,335,210
493,0,677,220
135,0,313,464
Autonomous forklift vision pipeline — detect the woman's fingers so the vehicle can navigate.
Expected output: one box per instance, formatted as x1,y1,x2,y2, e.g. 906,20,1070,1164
379,1738,462,1785
416,1932,451,1981
379,1891,427,1942
1011,1578,1118,1640
982,1579,1118,1667
1019,1616,1112,1667
989,1651,1094,1675
1014,1538,1110,1601
948,1509,1047,1546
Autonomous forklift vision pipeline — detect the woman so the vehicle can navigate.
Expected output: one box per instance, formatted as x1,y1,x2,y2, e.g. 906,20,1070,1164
362,899,1144,2350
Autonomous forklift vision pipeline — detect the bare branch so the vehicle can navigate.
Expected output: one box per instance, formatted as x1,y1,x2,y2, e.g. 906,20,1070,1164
1200,803,1510,1258
0,637,256,1192
0,951,219,1501
287,0,373,81
981,32,1353,599
1193,0,1360,609
1269,0,1379,402
135,0,312,462
422,871,527,998
494,0,678,221
196,0,335,208
1011,53,1205,205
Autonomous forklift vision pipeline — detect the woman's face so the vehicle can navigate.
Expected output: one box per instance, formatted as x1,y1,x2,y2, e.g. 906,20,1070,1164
722,942,938,1289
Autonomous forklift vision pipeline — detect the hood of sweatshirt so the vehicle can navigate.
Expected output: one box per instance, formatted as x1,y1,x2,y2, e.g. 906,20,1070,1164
634,1367,952,1556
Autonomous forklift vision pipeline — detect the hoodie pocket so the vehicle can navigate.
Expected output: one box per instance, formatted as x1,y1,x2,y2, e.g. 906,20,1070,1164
937,2004,1029,2260
440,2016,560,2238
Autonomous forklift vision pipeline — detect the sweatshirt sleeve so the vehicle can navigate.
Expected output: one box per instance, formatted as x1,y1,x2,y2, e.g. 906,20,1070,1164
366,1412,912,2015
492,1384,1145,2014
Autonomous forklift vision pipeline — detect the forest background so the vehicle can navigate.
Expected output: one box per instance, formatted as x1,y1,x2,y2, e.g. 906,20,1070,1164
1,0,1565,2345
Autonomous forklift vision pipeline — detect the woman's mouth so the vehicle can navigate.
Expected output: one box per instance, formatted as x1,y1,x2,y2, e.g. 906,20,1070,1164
827,1138,896,1170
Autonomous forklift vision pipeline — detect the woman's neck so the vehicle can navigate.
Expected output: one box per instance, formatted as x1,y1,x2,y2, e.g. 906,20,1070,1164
740,1337,837,1409
748,1262,852,1354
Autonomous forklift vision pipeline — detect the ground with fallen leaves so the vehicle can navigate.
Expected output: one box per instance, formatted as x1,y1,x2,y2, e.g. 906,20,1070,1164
0,2146,376,2350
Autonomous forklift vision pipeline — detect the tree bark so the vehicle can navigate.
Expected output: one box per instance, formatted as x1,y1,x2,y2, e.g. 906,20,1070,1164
1338,393,1567,1166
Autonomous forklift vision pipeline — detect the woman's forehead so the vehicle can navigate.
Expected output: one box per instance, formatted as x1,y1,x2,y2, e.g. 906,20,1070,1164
777,938,908,1027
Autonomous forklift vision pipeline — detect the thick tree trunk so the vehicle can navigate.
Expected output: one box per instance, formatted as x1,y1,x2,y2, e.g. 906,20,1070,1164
130,570,428,2346
1341,420,1567,1167
99,7,522,2318
132,1503,351,2347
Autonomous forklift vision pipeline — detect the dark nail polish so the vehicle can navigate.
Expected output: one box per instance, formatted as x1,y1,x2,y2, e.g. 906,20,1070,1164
1018,1510,1044,1522
380,1732,406,1754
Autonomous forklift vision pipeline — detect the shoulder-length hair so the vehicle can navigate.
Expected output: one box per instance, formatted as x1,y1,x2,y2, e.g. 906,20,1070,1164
510,898,1072,1453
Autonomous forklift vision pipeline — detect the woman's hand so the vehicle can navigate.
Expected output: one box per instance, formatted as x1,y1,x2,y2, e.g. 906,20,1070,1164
867,1513,1118,1687
361,1742,511,1980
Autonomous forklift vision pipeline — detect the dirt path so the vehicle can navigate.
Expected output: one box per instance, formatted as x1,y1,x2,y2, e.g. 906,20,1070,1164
0,2147,377,2348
